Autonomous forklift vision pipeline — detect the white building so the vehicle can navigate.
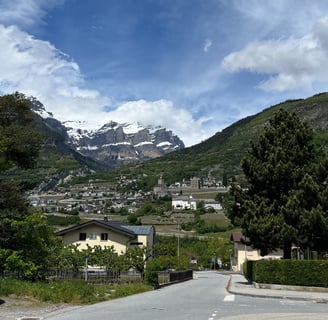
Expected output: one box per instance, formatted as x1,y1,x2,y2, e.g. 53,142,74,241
203,200,222,211
172,195,197,210
230,232,283,272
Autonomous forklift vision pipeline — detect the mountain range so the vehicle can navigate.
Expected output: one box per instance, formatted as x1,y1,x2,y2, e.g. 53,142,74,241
3,93,328,189
30,97,185,170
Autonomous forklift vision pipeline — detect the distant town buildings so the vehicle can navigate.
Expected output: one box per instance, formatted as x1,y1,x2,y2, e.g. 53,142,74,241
27,174,227,216
153,176,227,197
172,195,197,210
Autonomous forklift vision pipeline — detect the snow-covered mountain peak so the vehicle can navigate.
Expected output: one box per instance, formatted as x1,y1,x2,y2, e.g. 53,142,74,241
30,97,53,119
63,120,99,132
28,97,185,168
122,122,147,134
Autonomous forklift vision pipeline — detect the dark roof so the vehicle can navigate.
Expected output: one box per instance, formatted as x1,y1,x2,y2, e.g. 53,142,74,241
124,225,154,235
56,219,136,238
56,219,155,238
230,231,250,243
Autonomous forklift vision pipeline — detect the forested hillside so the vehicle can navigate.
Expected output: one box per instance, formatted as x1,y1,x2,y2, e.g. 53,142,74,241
119,93,328,185
2,92,328,189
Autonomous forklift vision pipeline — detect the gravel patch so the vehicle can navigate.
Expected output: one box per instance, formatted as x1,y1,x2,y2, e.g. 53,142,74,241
0,296,76,320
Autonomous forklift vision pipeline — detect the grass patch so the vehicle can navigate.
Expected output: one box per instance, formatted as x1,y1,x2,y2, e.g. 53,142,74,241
0,278,152,304
202,213,230,225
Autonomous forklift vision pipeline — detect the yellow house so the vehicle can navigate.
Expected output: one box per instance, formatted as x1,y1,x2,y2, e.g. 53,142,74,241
56,218,156,254
230,231,283,272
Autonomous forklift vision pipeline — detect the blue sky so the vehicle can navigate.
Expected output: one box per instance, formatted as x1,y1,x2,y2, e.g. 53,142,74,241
1,0,328,146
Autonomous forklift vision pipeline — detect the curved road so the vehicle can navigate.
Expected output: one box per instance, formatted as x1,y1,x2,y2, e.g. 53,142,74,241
45,271,328,320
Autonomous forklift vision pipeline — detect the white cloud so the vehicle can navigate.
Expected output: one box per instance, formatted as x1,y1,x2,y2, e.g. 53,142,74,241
0,0,62,29
0,24,208,146
232,0,324,37
105,99,210,147
203,39,212,52
0,24,110,124
221,16,328,92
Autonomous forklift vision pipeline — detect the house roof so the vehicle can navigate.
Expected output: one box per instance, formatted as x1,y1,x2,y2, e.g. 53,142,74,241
124,225,154,235
56,219,135,238
56,219,155,238
230,231,250,244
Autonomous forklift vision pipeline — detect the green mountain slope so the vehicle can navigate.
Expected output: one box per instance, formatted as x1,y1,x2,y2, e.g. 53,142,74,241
3,92,328,189
119,93,328,184
0,105,106,189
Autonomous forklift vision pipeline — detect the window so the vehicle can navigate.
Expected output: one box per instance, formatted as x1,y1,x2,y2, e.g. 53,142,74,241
79,233,86,241
101,233,108,241
89,233,97,240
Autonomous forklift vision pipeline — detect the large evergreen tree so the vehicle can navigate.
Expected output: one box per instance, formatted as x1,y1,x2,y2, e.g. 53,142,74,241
0,93,58,278
228,109,328,259
0,92,41,171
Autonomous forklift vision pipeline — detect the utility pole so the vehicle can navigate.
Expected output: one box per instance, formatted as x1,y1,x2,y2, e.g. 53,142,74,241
84,254,89,282
177,216,180,263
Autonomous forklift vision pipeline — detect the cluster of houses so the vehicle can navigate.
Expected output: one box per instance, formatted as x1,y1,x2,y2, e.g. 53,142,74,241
29,175,283,271
55,219,281,272
28,175,225,215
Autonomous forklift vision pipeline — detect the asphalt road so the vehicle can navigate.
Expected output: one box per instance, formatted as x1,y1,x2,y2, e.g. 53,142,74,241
44,271,328,320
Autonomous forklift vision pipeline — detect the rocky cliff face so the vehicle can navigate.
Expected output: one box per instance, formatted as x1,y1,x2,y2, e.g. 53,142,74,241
65,121,184,167
31,99,185,169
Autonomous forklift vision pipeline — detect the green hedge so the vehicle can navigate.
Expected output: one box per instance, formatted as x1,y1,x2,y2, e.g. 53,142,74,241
243,260,328,287
243,260,255,282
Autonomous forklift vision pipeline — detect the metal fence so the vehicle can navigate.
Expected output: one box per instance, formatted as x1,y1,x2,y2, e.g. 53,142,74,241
1,270,143,284
1,269,193,285
157,270,193,285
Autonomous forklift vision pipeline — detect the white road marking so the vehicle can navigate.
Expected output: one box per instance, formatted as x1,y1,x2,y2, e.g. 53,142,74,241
209,309,218,319
223,294,235,302
280,300,307,305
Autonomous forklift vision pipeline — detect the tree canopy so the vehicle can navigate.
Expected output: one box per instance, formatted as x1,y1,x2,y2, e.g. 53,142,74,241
0,93,58,278
228,109,328,259
0,92,42,171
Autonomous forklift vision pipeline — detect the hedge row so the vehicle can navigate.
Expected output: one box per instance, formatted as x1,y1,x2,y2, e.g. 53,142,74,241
243,260,328,287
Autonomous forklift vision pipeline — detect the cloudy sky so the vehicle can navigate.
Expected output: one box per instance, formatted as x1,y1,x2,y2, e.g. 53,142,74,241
1,0,328,146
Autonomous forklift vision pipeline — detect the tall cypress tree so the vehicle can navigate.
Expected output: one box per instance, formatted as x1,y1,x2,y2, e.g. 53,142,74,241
228,108,328,259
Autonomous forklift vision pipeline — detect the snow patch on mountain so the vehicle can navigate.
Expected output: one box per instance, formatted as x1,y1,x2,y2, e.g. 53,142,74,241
29,96,185,168
134,141,154,147
156,141,173,147
30,97,54,119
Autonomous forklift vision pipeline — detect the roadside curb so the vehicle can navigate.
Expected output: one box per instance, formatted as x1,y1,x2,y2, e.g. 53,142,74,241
226,274,328,303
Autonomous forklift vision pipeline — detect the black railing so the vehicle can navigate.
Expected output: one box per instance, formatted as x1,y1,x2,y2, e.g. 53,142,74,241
169,270,193,282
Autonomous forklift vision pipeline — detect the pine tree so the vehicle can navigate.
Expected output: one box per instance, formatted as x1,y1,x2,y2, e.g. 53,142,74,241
228,109,328,259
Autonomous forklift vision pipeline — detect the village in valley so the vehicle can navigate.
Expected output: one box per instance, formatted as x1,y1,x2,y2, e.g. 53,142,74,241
25,172,237,271
28,173,227,228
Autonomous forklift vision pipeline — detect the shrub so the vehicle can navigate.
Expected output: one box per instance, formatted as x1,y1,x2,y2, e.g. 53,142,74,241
243,260,255,282
248,259,328,287
145,260,159,288
144,270,159,288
